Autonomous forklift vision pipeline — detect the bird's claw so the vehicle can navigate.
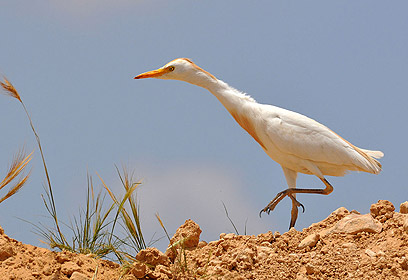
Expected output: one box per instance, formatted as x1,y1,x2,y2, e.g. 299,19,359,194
291,198,305,213
259,189,305,217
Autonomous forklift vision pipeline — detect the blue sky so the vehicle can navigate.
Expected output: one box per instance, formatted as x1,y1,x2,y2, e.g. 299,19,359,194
0,1,407,251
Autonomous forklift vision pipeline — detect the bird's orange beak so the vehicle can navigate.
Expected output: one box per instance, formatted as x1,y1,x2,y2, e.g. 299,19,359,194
134,67,170,79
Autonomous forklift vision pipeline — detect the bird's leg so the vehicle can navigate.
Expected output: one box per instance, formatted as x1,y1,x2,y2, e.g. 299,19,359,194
260,178,334,228
289,194,299,229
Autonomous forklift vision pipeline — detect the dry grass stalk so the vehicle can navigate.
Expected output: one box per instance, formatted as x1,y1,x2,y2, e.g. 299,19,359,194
98,167,146,261
1,76,65,244
0,150,33,204
0,77,21,102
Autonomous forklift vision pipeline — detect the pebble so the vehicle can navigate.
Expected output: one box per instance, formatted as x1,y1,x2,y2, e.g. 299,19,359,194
365,249,377,258
70,272,89,280
197,240,207,248
321,245,330,254
60,262,81,276
305,263,316,275
377,250,386,257
298,233,320,249
0,242,15,261
342,242,357,249
400,201,408,214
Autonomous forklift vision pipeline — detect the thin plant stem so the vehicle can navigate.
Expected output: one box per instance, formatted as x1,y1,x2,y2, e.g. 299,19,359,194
1,77,66,245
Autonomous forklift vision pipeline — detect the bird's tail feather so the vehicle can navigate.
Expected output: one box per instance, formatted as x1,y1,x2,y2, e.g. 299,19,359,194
360,149,384,159
357,148,383,174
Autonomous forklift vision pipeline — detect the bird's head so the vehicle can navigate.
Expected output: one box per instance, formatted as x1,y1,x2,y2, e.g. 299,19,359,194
134,58,217,87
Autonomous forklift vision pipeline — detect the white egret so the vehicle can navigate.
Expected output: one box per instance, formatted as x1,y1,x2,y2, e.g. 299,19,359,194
134,58,383,228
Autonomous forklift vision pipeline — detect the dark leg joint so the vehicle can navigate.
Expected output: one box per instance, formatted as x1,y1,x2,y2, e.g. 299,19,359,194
260,178,334,228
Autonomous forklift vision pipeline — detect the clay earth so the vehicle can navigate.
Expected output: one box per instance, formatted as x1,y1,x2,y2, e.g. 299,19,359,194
1,200,408,280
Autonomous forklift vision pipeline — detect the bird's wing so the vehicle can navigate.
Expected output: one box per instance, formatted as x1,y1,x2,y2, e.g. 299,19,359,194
260,105,372,169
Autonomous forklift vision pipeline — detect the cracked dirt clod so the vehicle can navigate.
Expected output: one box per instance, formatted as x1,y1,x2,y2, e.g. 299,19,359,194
370,200,395,223
136,248,170,267
400,201,408,214
165,219,202,261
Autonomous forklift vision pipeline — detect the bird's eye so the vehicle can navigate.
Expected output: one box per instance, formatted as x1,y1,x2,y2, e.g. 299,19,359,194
168,66,175,71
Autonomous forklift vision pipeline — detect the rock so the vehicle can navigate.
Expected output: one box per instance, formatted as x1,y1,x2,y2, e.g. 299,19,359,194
42,265,53,276
370,200,395,222
0,225,4,235
60,261,81,276
257,231,274,243
320,245,330,255
400,202,408,214
168,219,201,249
332,213,382,234
305,263,316,275
298,233,320,249
365,249,377,257
130,262,148,278
136,248,169,267
0,239,15,261
165,219,202,260
55,252,71,264
319,227,335,237
377,250,385,257
197,240,207,248
332,207,350,217
48,271,63,280
342,242,357,249
70,272,89,280
223,233,236,240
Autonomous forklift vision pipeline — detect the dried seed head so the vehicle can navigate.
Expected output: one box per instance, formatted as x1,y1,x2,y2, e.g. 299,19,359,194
1,77,21,102
0,150,33,204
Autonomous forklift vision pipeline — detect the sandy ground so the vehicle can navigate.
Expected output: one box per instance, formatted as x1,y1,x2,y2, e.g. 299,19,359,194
1,199,408,280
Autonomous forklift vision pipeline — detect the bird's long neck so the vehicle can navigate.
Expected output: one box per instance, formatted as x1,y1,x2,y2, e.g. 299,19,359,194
188,74,256,112
188,72,267,150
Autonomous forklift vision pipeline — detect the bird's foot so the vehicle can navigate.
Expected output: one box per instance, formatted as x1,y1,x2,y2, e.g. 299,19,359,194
259,188,305,217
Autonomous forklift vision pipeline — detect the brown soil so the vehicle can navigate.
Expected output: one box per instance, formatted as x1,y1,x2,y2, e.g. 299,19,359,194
1,200,408,280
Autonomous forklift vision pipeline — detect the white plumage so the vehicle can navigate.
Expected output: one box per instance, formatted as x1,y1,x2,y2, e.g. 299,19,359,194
134,58,383,228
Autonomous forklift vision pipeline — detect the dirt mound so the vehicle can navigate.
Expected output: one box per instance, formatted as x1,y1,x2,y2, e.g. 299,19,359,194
0,226,120,280
1,200,408,279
